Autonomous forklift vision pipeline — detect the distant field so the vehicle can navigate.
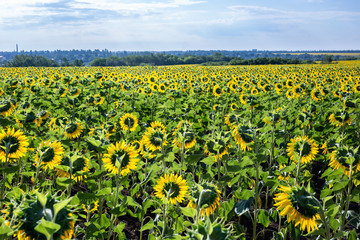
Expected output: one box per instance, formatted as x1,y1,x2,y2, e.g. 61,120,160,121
278,52,360,56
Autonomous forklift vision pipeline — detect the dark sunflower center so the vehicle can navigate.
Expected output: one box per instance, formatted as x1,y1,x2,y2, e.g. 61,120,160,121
334,112,350,122
294,141,311,156
231,104,237,110
290,188,318,218
66,124,78,134
0,101,11,113
163,182,180,198
215,88,222,94
150,131,165,146
111,150,130,169
124,117,135,128
228,114,237,124
0,136,20,154
40,147,55,163
73,157,86,172
314,90,321,98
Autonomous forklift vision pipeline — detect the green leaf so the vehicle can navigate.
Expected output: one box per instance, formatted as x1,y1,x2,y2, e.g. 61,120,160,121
166,152,175,162
348,229,358,240
0,165,19,174
152,209,162,214
124,196,140,208
329,218,340,231
53,197,72,218
0,221,13,236
113,222,126,234
100,214,111,229
201,156,215,165
56,177,72,187
234,197,254,216
140,219,154,232
34,218,61,240
333,179,349,192
180,207,196,218
258,210,270,227
36,192,47,208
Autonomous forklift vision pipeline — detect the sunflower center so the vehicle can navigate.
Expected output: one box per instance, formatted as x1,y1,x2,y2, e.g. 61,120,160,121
124,117,135,128
66,124,78,134
111,150,130,169
290,188,318,218
150,131,165,147
73,157,86,172
163,182,180,198
0,101,11,113
0,136,20,154
294,141,311,156
40,147,55,163
215,88,222,94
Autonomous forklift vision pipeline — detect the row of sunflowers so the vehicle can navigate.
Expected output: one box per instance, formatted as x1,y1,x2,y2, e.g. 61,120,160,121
1,63,360,239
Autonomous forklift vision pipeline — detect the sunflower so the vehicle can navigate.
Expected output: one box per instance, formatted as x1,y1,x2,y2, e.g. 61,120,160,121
94,94,105,105
239,94,248,105
230,103,238,111
154,173,188,205
34,140,64,170
150,121,166,132
213,104,219,111
0,128,29,162
64,122,83,139
287,136,318,164
224,113,238,128
120,113,139,132
328,147,360,179
16,194,74,240
172,120,197,149
263,112,281,125
158,83,166,93
0,99,16,117
142,127,167,152
213,84,222,97
69,87,81,97
274,185,320,233
204,139,229,162
310,88,324,101
251,87,259,95
56,156,90,182
328,111,352,127
187,182,221,217
103,141,139,176
232,125,253,151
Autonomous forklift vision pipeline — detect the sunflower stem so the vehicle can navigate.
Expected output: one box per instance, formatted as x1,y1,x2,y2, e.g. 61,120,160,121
340,163,353,234
294,143,303,185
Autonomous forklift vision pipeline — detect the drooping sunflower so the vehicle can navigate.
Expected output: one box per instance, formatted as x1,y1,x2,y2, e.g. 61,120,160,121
154,173,188,205
69,87,81,97
103,141,139,176
0,99,16,117
287,136,318,164
0,128,29,162
212,84,222,97
172,120,197,149
232,125,253,151
187,182,221,217
34,140,64,170
120,113,139,132
310,88,324,102
56,156,90,182
64,122,83,139
94,94,105,105
224,113,238,128
328,111,352,127
16,194,75,240
328,147,360,179
274,185,320,233
142,127,167,152
204,139,230,162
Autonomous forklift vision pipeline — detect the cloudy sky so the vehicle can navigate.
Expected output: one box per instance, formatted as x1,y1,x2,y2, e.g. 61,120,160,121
1,0,359,51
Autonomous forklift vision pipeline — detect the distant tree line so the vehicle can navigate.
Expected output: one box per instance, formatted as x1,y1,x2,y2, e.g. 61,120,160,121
90,53,314,66
4,55,84,67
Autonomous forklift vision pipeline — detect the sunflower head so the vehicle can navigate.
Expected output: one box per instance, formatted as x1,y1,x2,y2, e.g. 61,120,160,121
329,146,360,177
154,173,188,205
287,136,318,164
64,122,83,139
103,141,139,176
274,185,320,233
56,155,90,182
142,127,167,152
34,140,64,170
328,111,352,127
224,113,238,128
120,113,139,132
187,182,221,217
232,125,253,151
172,120,196,149
0,99,16,117
212,84,222,97
0,128,29,163
16,193,74,240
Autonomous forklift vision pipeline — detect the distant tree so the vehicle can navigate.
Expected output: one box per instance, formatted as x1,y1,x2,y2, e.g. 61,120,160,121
72,59,84,66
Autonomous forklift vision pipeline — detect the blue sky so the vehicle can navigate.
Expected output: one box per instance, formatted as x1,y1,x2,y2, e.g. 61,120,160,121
1,0,359,51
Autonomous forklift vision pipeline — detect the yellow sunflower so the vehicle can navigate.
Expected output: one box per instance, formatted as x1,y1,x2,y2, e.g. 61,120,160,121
328,111,352,127
287,136,318,164
142,127,167,152
34,140,65,170
187,182,221,217
64,122,83,139
204,139,230,162
103,141,139,176
56,156,90,182
94,94,105,105
328,147,360,180
230,103,238,111
232,125,253,151
172,120,196,149
0,128,29,162
150,121,166,132
213,84,222,97
274,185,320,233
0,99,16,117
120,113,139,132
154,173,188,205
224,113,238,128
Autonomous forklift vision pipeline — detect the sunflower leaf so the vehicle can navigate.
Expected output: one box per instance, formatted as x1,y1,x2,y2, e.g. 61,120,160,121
234,197,254,216
180,207,196,218
36,191,47,208
53,197,72,218
34,218,61,240
140,219,154,232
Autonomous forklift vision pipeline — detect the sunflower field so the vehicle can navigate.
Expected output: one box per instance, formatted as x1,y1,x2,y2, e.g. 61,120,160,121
1,63,360,240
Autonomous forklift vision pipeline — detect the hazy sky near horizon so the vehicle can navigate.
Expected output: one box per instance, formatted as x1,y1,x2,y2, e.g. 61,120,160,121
1,0,359,51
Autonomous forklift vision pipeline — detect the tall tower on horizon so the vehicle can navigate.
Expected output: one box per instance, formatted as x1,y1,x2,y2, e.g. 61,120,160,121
16,44,18,53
